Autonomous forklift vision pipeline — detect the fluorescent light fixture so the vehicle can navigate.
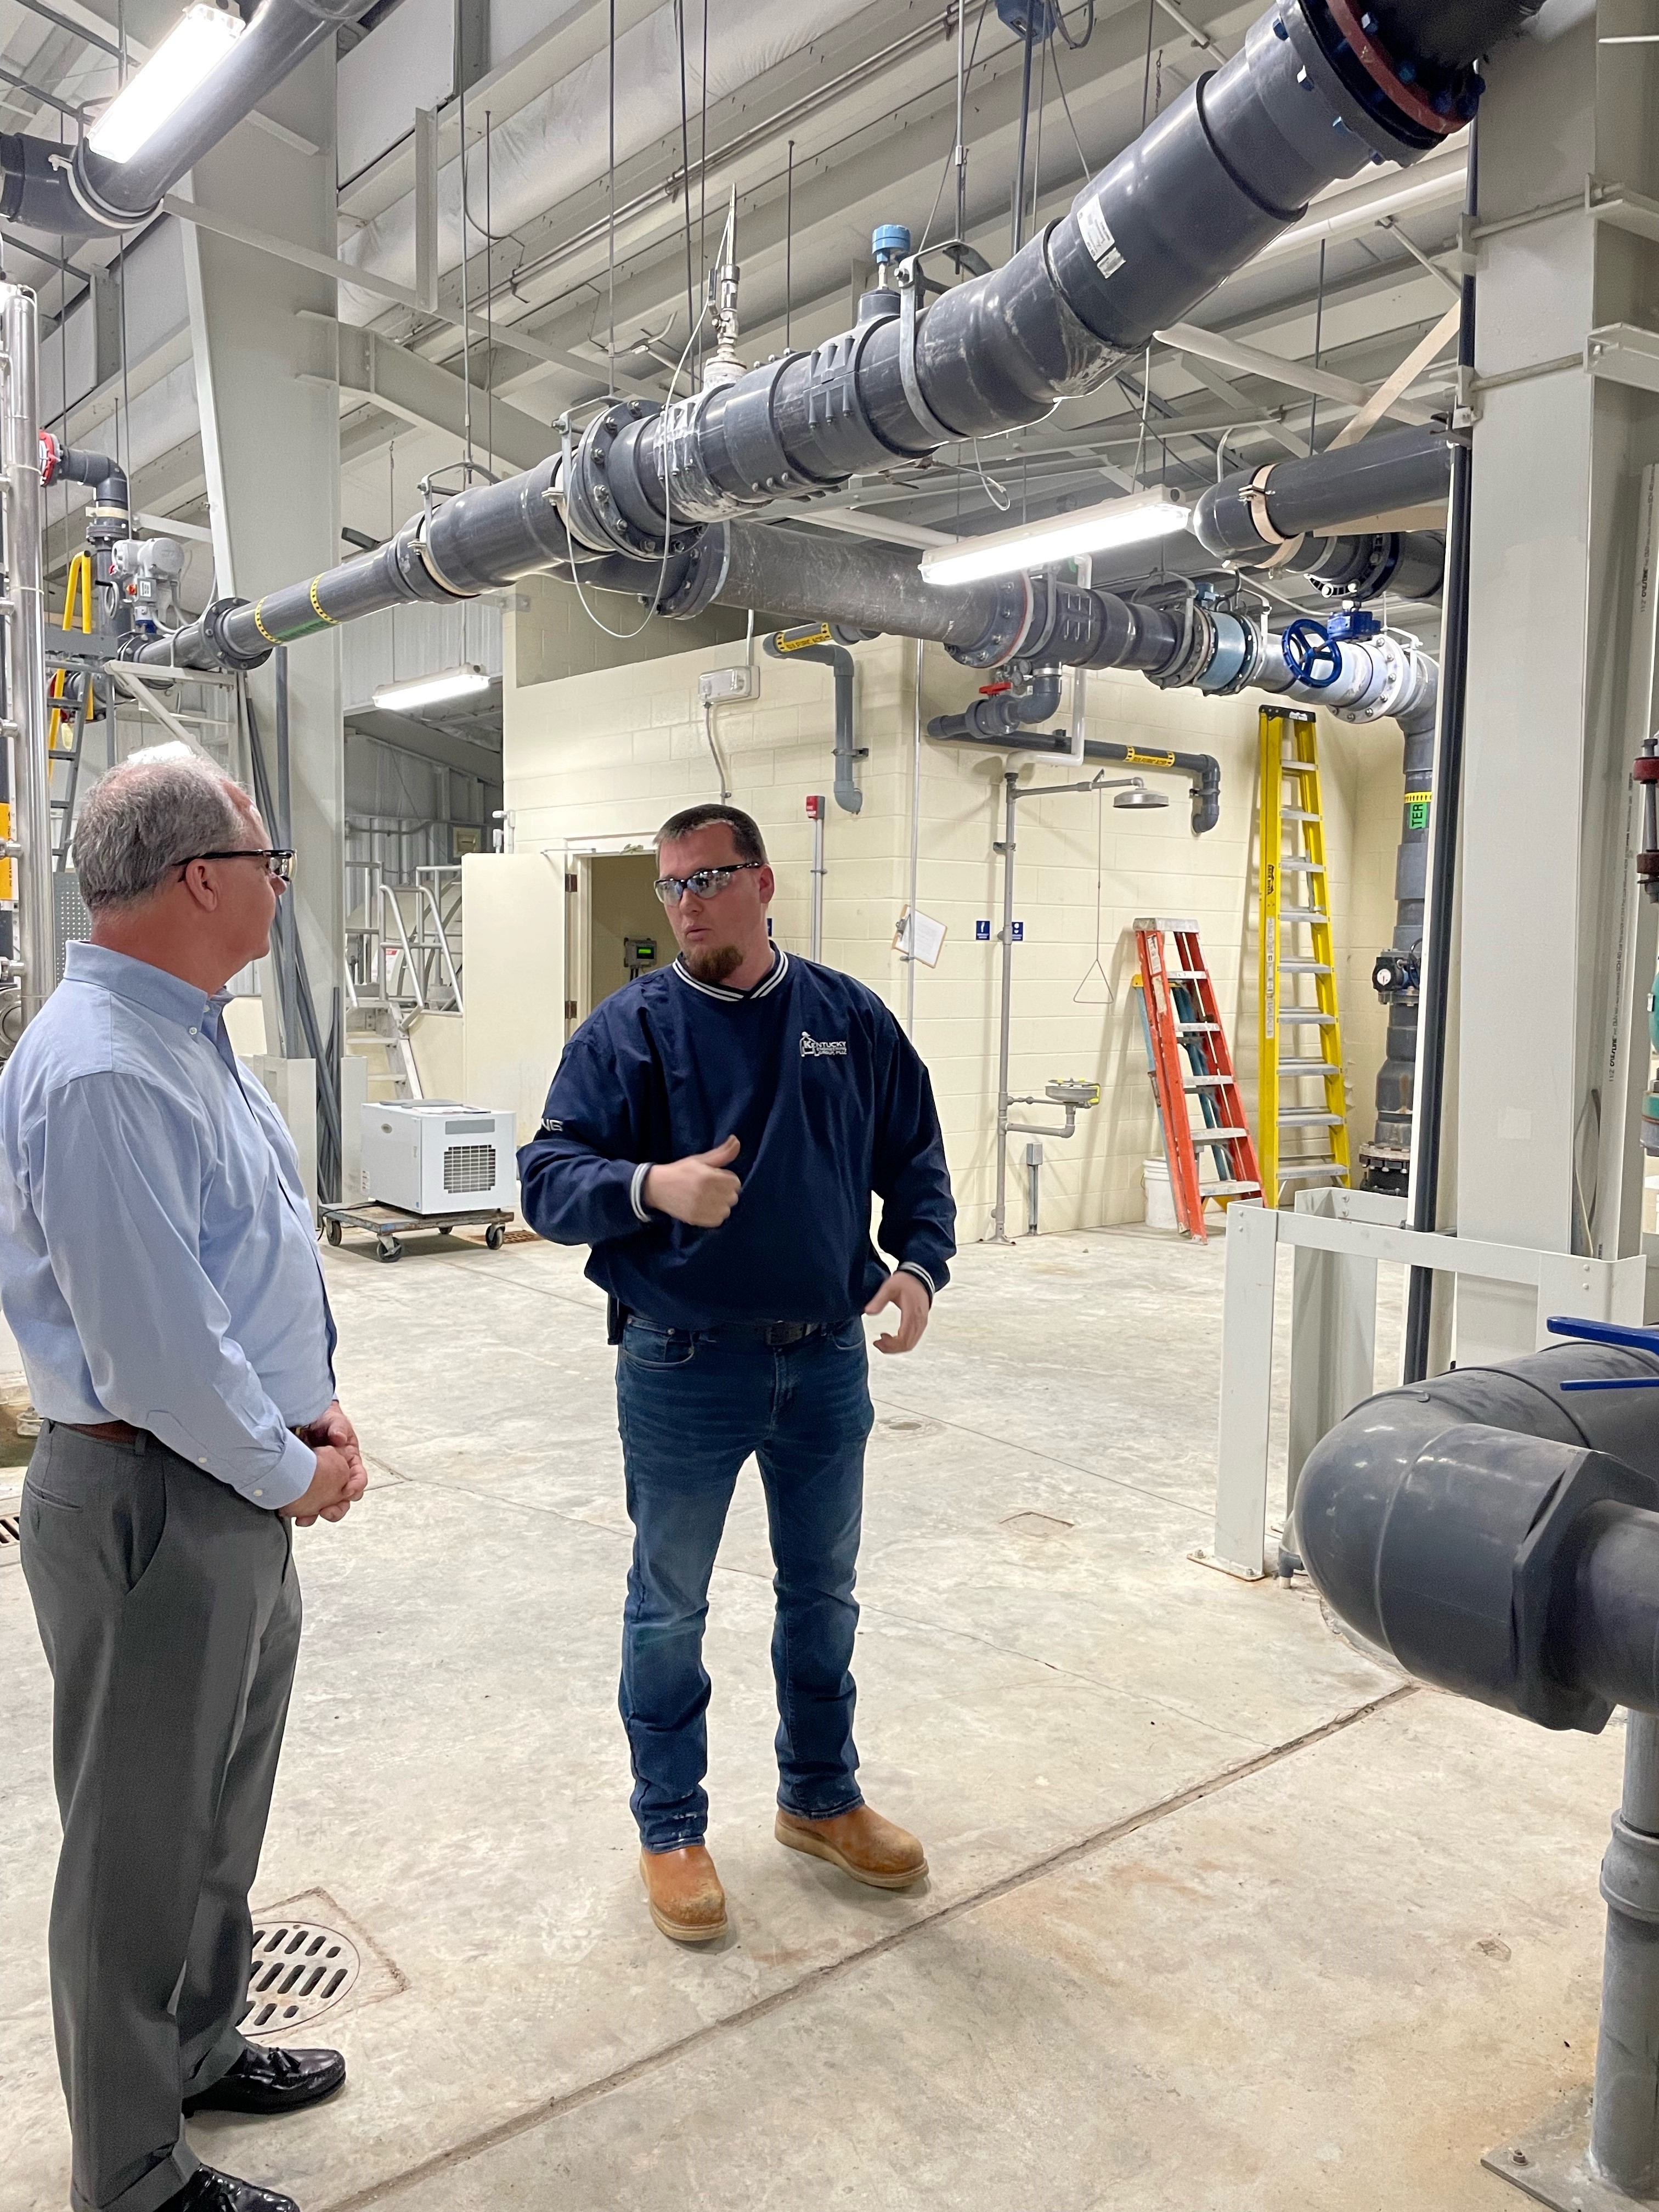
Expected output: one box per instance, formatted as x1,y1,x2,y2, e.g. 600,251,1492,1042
919,487,1189,587
373,665,492,713
88,3,246,163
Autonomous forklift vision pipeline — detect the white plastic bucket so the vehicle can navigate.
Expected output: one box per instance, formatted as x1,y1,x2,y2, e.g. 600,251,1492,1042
1143,1155,1178,1232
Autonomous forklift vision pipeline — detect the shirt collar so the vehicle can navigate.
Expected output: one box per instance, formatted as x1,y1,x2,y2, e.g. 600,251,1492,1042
672,947,790,1003
63,940,220,1031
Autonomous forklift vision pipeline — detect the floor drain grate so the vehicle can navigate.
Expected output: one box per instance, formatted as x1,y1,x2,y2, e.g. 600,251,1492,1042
240,1921,360,2035
0,1494,21,1562
239,1890,406,2042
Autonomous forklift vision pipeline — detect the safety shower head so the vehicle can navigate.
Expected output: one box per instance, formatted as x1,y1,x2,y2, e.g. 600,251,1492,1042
1113,781,1169,810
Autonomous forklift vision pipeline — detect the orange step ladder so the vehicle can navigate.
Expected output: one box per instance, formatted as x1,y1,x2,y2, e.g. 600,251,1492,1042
1134,916,1261,1242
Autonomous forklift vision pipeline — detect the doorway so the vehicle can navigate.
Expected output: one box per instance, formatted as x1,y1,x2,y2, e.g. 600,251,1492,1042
583,852,667,1016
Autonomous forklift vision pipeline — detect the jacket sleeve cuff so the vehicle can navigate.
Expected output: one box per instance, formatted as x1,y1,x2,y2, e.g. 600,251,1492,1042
629,1162,654,1223
897,1260,936,1302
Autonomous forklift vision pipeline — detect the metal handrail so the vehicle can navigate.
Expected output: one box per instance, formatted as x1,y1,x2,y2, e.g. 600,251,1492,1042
415,881,463,1013
378,882,425,1011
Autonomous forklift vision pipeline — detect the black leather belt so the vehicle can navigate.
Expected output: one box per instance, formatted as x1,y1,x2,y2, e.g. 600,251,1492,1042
629,1316,832,1348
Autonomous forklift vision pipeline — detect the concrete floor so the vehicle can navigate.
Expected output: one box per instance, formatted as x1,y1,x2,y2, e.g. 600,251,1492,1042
0,1225,1626,2212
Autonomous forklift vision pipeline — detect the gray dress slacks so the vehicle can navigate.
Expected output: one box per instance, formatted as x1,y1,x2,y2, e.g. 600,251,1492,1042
21,1421,303,2212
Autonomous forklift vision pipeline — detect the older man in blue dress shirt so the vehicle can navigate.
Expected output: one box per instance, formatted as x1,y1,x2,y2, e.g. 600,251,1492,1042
1,747,366,2212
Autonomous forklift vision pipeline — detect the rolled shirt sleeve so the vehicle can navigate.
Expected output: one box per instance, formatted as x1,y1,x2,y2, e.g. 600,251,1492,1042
33,1073,316,1509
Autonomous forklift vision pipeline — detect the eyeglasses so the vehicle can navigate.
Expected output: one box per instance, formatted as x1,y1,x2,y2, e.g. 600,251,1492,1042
653,860,761,905
176,848,295,882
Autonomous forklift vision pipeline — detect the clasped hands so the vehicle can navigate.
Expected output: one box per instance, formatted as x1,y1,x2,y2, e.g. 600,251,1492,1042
281,1399,369,1527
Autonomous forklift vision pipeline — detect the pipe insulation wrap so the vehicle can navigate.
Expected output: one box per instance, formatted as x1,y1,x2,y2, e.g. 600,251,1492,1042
1296,1341,1659,1731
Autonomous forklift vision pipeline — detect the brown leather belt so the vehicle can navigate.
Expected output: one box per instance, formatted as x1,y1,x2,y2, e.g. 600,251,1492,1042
61,1418,145,1444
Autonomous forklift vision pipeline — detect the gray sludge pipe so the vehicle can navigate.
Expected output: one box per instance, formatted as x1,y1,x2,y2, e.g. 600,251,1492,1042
140,0,1533,677
761,623,865,814
1296,1342,1659,2194
1,0,377,238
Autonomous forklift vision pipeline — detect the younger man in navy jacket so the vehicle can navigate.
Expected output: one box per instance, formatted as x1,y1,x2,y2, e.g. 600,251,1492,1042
519,803,955,1942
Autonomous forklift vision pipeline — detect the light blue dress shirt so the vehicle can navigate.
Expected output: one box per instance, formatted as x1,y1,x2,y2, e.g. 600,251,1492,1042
0,941,336,1509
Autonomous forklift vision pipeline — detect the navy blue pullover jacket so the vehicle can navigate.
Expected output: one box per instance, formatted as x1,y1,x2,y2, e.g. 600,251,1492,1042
517,949,956,1330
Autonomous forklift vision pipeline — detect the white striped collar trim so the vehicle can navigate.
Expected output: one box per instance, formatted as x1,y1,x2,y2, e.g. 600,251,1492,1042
673,949,791,1002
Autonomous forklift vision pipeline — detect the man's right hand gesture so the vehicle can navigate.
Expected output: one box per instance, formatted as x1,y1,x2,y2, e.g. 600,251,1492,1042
281,1442,369,1528
644,1135,742,1228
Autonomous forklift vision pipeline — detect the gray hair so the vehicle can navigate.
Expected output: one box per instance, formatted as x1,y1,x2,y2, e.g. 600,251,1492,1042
73,746,248,911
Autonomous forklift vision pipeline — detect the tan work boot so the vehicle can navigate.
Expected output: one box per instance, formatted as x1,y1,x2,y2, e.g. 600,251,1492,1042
640,1844,728,1943
774,1804,928,1889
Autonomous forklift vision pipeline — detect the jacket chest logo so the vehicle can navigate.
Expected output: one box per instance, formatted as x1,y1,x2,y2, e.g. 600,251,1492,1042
800,1030,848,1059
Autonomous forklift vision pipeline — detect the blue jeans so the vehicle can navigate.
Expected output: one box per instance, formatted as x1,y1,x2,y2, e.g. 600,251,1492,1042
615,1314,874,1852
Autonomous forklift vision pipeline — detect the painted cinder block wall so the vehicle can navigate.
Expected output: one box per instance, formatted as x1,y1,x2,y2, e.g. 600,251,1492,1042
486,604,1404,1243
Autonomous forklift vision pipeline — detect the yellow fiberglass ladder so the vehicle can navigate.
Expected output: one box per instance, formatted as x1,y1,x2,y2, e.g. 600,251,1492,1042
1257,704,1351,1205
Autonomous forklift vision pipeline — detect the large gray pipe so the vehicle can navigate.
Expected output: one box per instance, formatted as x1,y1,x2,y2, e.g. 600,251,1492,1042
143,0,1532,674
1296,1333,1659,2194
1,0,375,238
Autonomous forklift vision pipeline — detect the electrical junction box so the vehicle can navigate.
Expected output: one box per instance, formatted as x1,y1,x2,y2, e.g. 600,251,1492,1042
359,1101,517,1216
698,665,759,705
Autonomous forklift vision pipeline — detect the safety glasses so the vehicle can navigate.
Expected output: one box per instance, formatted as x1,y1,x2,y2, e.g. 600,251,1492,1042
653,860,761,905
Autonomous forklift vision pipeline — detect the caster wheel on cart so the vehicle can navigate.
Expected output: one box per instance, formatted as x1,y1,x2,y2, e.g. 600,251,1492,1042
376,1239,402,1263
485,1223,506,1251
439,1223,453,1236
325,1218,342,1246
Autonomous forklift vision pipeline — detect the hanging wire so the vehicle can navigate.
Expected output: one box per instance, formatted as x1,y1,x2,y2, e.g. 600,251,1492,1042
674,0,695,351
1309,238,1327,448
116,0,129,473
484,111,494,475
1049,39,1093,183
971,438,1012,511
606,0,617,397
1028,27,1047,244
1055,0,1094,47
1139,0,1157,128
784,137,794,349
458,76,472,466
698,0,709,376
1130,344,1154,487
919,2,989,251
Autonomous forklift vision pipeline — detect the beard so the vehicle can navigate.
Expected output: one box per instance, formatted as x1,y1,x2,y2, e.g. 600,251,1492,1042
681,940,745,985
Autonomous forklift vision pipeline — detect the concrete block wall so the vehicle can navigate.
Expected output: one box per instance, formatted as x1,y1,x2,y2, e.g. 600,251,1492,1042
496,610,1404,1244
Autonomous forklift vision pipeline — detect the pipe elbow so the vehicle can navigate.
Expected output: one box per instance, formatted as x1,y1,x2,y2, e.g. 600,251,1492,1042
1297,1344,1659,1732
1189,758,1221,837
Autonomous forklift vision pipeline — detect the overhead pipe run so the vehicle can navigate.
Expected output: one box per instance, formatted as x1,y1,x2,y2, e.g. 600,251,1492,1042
761,623,866,814
1190,423,1455,568
0,0,378,239
140,0,1533,679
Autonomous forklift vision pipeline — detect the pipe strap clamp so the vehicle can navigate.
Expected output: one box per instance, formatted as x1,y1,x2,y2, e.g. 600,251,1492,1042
1602,1814,1659,1923
896,259,967,450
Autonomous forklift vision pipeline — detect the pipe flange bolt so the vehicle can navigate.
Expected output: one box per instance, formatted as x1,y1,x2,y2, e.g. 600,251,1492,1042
566,404,670,561
658,524,730,621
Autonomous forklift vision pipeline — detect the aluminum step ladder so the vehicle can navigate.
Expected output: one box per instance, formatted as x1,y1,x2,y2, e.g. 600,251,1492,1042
1258,706,1351,1205
1133,916,1261,1241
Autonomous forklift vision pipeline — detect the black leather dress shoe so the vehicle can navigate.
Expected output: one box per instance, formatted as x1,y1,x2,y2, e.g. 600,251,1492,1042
156,2166,300,2212
183,2044,346,2117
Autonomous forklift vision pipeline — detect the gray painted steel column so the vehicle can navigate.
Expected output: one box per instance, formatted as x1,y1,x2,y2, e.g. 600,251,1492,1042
3,285,53,1022
179,48,342,1050
1455,3,1659,1360
1592,1714,1659,2195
